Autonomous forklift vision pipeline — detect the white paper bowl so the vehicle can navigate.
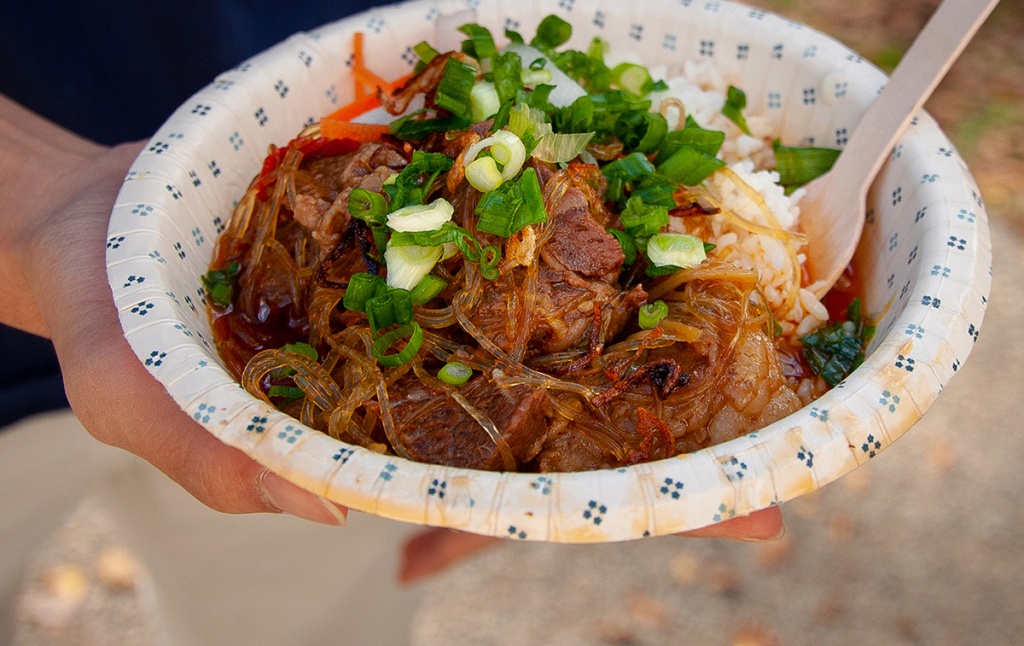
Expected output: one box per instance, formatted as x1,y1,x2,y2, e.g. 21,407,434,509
107,0,991,542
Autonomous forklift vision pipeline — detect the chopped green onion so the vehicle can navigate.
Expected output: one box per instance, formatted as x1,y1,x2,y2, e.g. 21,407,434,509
655,116,726,163
607,228,638,266
438,361,473,385
521,67,553,86
458,23,497,62
201,261,241,308
602,151,657,183
463,130,527,180
722,85,751,135
281,342,318,361
470,81,501,121
772,139,840,192
410,275,447,306
389,112,472,142
343,272,387,313
638,300,669,329
619,195,668,240
611,62,656,97
656,145,726,186
475,167,547,237
646,233,707,269
386,152,453,209
371,322,424,368
800,299,873,386
629,174,678,208
386,198,454,232
530,14,572,51
466,156,504,192
614,110,668,154
268,341,320,382
366,289,414,335
413,41,440,67
480,244,501,280
551,42,613,93
435,57,478,119
347,187,388,225
268,385,305,400
384,243,444,291
530,131,594,163
491,51,524,103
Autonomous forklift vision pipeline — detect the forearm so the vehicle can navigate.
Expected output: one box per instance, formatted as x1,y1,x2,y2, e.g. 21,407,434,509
0,95,107,337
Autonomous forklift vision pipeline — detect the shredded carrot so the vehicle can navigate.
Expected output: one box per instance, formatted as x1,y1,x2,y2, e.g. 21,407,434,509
323,91,384,123
319,33,414,132
320,119,390,142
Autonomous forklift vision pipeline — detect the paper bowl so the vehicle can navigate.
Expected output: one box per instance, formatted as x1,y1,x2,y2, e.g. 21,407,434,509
106,0,991,542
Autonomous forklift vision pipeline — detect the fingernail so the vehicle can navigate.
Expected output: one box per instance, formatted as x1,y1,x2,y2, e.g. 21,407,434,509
260,471,348,526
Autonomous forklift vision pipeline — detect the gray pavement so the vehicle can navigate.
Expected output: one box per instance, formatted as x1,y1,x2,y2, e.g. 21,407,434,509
8,220,1023,646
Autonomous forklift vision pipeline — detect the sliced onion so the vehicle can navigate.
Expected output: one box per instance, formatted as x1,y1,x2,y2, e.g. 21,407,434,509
530,131,595,163
385,243,443,291
646,233,707,269
462,130,527,181
386,198,454,232
466,156,504,192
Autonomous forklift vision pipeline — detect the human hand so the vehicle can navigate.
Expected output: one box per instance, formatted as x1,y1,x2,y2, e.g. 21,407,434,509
398,506,784,583
0,96,348,525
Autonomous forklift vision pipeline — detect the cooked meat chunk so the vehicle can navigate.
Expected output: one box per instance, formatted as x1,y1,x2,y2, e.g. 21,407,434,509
294,143,406,251
386,374,551,471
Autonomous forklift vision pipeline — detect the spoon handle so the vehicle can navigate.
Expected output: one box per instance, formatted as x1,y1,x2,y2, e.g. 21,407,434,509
833,0,1000,197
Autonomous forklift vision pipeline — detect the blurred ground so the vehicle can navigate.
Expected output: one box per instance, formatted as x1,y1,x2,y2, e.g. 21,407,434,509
11,0,1024,644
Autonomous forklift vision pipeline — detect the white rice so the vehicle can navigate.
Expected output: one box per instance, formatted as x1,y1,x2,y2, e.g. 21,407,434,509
644,62,830,338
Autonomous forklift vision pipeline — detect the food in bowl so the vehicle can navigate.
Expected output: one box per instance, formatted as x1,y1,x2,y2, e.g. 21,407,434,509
204,15,871,472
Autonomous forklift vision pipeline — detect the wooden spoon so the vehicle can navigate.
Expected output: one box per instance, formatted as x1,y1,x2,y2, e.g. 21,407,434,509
801,0,999,299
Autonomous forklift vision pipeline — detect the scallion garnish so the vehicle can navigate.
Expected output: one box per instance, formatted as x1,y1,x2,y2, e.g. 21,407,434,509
475,167,547,237
389,112,472,142
386,198,455,232
366,288,414,334
410,275,447,306
347,187,389,225
470,81,501,121
371,322,424,368
458,23,498,62
656,145,726,186
201,261,241,308
646,232,708,270
638,300,669,329
438,361,473,385
530,14,572,51
384,243,444,291
655,116,726,163
385,151,453,209
800,298,874,386
413,41,440,68
491,51,524,103
772,139,841,193
619,195,669,240
607,228,638,266
466,156,504,192
281,342,318,361
614,110,668,154
722,85,752,135
611,62,658,97
435,57,479,119
268,385,305,400
343,272,388,313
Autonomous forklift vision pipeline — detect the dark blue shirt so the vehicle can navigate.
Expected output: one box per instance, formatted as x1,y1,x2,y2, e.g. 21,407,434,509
1,0,383,426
